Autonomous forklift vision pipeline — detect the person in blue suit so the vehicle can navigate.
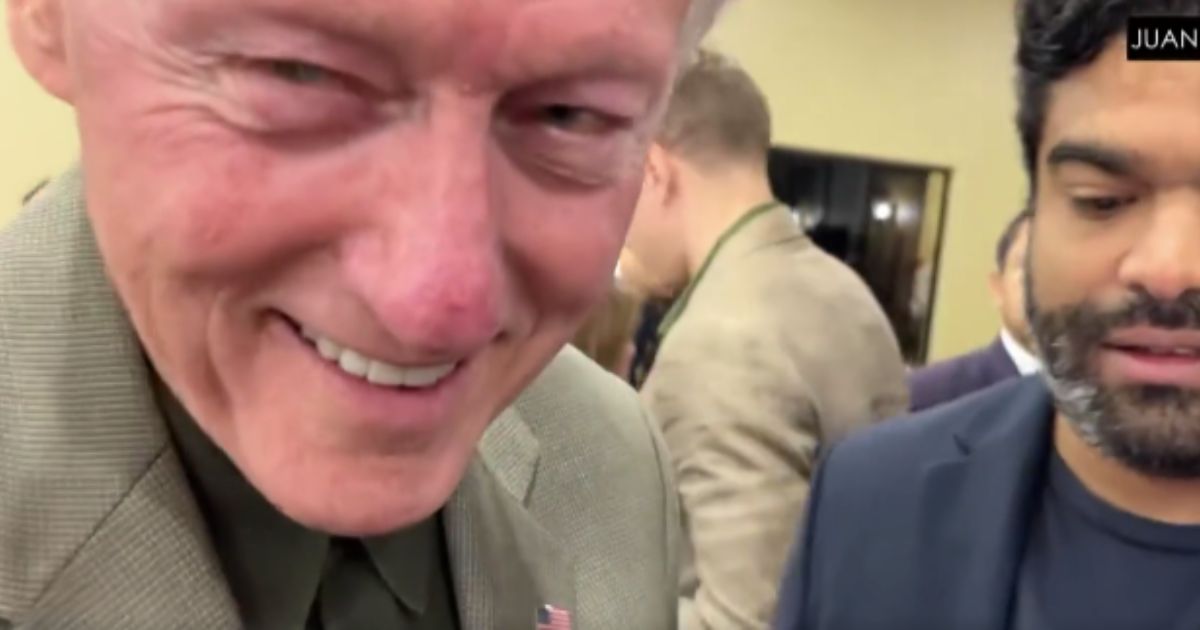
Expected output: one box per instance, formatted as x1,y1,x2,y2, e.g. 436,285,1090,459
908,209,1040,412
776,2,1200,629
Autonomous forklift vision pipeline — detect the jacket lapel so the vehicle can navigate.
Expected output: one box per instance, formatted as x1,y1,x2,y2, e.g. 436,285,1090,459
445,409,577,630
913,377,1055,630
0,169,238,627
20,449,239,628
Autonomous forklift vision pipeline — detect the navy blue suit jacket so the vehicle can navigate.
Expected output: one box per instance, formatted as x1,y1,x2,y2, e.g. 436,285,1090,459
774,377,1055,630
908,337,1020,412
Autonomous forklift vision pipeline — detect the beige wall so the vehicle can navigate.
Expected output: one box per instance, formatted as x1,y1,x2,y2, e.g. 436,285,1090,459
707,0,1027,360
0,13,77,224
1,1,1023,359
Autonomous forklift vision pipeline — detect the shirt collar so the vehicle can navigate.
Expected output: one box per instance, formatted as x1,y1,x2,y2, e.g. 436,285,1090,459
362,518,437,614
154,375,435,625
658,201,783,338
1000,328,1042,376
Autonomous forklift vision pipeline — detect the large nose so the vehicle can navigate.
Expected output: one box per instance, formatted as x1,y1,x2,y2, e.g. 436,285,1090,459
1118,196,1200,302
341,98,507,354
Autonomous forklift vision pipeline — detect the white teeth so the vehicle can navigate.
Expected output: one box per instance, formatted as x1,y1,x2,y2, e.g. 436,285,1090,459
317,337,341,361
338,349,371,378
367,361,409,387
367,361,455,388
295,323,457,389
1142,346,1200,357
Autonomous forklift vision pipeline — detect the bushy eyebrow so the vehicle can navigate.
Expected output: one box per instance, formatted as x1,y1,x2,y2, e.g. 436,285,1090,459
1047,141,1139,177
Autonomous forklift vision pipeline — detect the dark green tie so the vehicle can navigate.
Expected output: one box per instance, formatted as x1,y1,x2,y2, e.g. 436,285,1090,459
316,538,407,630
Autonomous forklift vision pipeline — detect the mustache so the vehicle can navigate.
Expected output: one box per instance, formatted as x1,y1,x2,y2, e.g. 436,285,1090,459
1092,288,1200,331
1033,287,1200,346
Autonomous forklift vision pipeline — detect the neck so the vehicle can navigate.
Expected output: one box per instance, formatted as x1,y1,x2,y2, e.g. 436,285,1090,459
1006,325,1035,353
681,165,777,279
1054,416,1200,525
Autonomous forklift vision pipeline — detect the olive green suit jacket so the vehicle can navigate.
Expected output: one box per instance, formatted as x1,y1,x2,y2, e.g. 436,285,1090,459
0,170,680,630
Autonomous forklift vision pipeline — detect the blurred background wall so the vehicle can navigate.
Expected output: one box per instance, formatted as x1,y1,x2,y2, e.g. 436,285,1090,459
0,20,77,224
706,0,1025,360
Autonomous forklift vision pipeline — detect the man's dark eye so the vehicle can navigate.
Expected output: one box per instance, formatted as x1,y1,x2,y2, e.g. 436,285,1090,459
266,60,333,86
1070,195,1136,216
539,104,615,135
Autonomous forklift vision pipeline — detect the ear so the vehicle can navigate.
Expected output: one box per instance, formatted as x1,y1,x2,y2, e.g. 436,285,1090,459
987,269,1005,310
8,0,73,101
644,144,681,209
643,144,668,192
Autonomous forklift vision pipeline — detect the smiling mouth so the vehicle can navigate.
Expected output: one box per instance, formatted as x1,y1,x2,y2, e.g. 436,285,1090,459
280,316,459,390
1097,338,1200,390
1104,344,1200,359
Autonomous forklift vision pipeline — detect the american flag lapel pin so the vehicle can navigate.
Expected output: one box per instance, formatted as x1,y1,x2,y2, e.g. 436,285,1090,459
536,603,572,630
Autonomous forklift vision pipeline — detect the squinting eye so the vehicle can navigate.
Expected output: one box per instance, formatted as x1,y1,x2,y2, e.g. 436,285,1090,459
538,104,619,136
266,59,333,85
220,56,382,135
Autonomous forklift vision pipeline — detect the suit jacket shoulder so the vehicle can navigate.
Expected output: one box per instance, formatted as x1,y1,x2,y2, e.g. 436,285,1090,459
659,208,909,438
809,377,1050,550
776,377,1055,630
519,345,669,478
515,345,681,607
908,338,1019,412
806,383,1015,515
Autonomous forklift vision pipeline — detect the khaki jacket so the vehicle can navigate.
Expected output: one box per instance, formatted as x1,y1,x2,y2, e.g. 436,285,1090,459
642,206,909,630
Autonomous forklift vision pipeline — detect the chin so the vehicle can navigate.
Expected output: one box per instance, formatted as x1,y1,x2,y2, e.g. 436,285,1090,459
288,498,444,538
238,440,474,537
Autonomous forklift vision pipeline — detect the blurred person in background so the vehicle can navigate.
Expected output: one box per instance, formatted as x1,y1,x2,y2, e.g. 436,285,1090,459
627,297,673,388
617,238,671,389
0,0,728,626
572,284,642,378
909,208,1041,411
622,50,909,630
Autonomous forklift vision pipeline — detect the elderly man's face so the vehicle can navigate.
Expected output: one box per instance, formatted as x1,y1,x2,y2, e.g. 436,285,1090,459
12,0,692,534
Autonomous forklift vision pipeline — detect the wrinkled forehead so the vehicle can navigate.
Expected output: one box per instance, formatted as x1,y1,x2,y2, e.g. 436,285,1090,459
77,0,697,83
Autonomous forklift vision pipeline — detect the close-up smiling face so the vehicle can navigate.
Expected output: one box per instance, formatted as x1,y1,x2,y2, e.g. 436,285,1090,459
9,0,701,535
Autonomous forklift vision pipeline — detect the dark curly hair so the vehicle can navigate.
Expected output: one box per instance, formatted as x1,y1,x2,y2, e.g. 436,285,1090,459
1016,0,1200,189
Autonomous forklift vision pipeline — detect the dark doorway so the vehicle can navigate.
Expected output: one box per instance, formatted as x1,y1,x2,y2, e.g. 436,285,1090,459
769,146,951,365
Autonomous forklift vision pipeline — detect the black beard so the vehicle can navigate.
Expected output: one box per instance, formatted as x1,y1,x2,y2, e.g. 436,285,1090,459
1026,271,1200,479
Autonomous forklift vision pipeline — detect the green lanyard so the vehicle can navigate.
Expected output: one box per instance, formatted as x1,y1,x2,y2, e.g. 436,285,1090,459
657,201,781,339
